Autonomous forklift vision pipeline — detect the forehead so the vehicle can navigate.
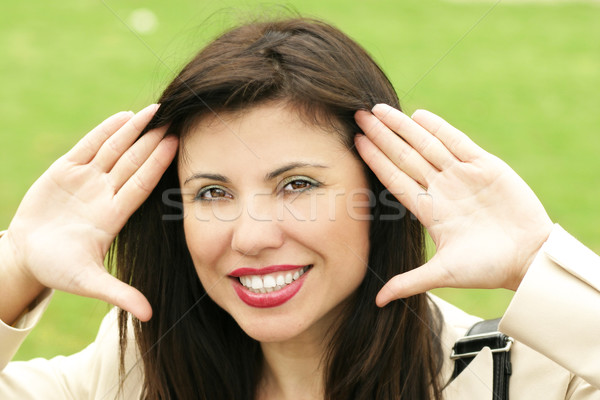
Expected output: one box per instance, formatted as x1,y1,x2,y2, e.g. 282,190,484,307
179,103,350,167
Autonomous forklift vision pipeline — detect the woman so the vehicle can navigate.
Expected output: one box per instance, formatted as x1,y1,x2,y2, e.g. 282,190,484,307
1,17,599,400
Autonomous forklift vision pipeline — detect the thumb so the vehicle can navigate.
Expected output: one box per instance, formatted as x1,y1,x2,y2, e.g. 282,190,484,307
77,268,153,321
375,259,444,307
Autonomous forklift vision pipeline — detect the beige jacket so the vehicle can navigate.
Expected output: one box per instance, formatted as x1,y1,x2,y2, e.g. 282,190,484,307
1,224,599,399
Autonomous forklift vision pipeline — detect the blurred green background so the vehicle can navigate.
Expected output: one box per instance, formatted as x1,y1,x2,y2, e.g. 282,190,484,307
1,0,599,361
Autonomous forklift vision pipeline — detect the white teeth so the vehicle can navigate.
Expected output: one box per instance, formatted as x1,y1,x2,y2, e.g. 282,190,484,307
263,275,276,289
239,266,310,294
251,276,263,290
276,275,285,286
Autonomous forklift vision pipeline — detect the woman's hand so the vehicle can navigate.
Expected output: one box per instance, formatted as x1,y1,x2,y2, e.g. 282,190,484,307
354,104,553,307
0,105,178,323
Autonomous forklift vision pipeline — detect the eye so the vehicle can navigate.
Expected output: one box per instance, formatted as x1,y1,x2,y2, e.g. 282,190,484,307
281,176,321,193
284,180,311,191
195,185,233,201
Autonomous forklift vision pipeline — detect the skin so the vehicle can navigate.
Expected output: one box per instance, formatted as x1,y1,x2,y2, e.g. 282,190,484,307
0,101,554,398
179,103,371,399
0,105,177,324
354,104,553,305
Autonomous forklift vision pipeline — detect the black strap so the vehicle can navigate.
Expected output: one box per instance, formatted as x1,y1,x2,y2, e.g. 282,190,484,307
451,318,513,400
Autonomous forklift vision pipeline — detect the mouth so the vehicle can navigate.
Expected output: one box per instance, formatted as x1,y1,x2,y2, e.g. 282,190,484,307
230,265,312,308
237,265,311,294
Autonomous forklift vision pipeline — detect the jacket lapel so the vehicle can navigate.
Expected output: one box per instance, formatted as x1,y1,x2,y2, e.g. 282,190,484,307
442,347,494,400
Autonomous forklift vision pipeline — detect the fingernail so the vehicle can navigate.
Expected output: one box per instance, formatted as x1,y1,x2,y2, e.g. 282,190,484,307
411,109,425,119
371,103,391,113
139,103,160,114
116,111,134,119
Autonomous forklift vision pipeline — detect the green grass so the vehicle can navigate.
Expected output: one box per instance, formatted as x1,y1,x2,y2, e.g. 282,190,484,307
1,0,599,361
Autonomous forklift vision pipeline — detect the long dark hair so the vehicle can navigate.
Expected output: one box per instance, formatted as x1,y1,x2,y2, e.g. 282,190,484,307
113,17,444,400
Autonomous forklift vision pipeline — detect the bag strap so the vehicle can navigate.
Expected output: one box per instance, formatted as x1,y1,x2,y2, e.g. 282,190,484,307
450,318,514,400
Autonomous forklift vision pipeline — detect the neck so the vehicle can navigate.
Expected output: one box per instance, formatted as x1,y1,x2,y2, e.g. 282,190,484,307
259,339,323,400
257,310,341,400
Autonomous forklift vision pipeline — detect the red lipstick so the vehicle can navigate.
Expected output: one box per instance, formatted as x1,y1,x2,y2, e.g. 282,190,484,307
229,265,311,308
229,264,305,277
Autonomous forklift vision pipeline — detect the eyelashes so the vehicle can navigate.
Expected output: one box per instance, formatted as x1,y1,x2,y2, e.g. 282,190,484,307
194,185,233,201
194,176,322,202
280,175,321,193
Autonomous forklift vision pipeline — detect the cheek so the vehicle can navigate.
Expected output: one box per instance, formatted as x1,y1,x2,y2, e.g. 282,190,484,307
287,190,371,264
182,209,231,281
330,191,371,287
183,213,237,313
332,189,371,249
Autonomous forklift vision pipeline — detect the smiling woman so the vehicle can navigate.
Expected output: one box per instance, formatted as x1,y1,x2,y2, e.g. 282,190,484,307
1,15,600,400
179,103,371,343
113,18,443,399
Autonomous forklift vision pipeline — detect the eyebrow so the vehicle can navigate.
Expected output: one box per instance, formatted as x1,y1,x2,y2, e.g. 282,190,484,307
184,162,328,185
264,162,328,181
184,173,230,185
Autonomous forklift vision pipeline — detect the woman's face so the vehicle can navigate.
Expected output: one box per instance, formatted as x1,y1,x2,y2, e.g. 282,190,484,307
178,102,371,343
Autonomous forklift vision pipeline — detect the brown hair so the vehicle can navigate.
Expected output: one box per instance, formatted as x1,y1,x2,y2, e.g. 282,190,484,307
114,17,443,400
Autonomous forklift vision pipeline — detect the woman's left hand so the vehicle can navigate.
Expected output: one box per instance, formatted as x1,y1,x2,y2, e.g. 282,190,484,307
354,104,554,307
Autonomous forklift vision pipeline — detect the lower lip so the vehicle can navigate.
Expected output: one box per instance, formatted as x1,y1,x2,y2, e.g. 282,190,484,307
231,268,310,308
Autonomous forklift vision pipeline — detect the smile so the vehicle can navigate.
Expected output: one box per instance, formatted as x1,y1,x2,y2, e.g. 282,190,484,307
239,265,309,293
229,265,312,308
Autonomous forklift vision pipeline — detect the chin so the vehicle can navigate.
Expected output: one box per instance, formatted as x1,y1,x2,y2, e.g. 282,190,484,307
231,301,349,344
234,315,312,343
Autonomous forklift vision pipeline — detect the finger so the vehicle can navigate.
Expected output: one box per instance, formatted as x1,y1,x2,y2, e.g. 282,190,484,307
375,260,444,307
78,269,153,321
355,110,437,187
354,133,422,215
114,135,179,217
108,125,168,192
410,109,485,162
92,104,160,172
371,104,458,170
65,111,134,164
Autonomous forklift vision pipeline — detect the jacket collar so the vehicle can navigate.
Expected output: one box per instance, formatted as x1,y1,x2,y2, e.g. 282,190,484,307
442,347,495,400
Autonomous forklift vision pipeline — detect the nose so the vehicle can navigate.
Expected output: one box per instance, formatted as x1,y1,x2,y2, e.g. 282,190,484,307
230,196,284,256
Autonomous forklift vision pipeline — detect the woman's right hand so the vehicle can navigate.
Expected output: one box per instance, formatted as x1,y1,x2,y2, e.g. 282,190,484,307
0,104,178,323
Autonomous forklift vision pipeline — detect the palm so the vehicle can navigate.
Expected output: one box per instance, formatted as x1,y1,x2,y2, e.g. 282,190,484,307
355,105,553,306
6,106,178,320
15,161,125,290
